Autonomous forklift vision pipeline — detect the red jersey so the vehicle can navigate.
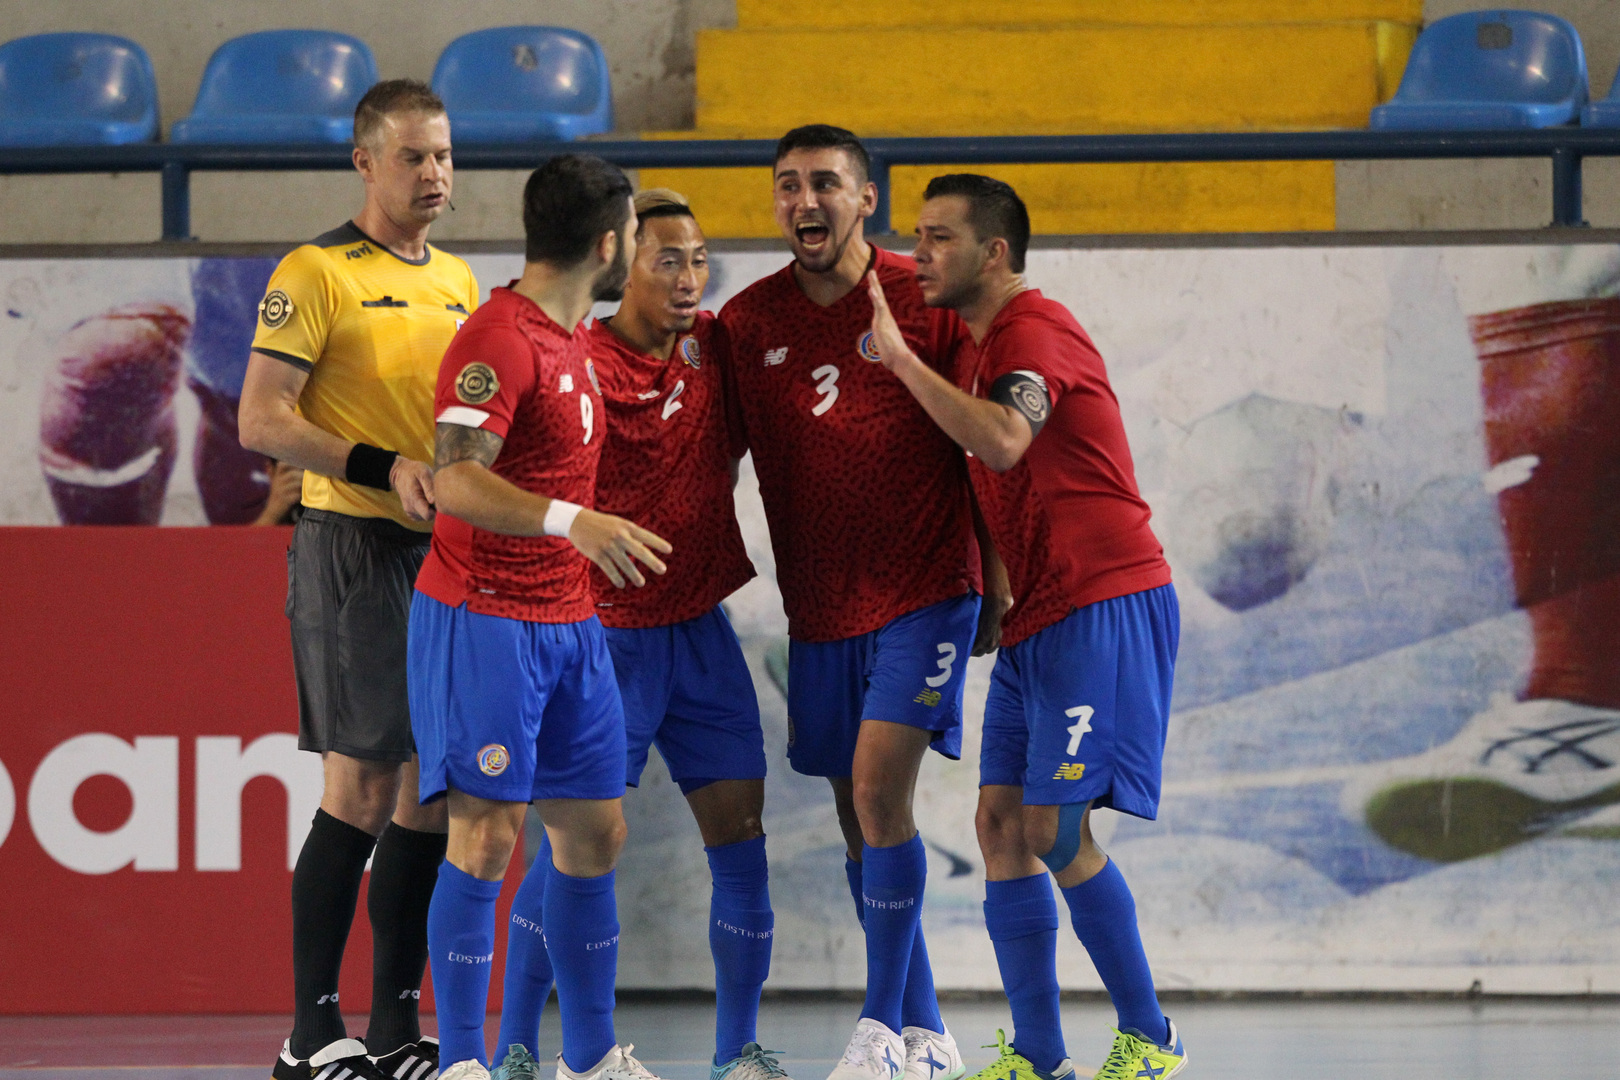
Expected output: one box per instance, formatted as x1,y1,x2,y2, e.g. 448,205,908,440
720,246,979,642
961,290,1170,647
415,286,605,623
587,312,755,627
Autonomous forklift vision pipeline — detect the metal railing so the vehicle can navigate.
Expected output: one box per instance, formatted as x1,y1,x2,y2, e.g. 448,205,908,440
5,128,1620,240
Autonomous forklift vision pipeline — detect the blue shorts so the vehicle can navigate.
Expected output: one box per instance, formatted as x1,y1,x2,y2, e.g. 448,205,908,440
980,583,1179,818
786,592,980,777
407,592,627,804
605,605,766,795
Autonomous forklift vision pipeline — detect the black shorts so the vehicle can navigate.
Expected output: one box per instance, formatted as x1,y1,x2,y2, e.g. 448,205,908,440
287,508,430,762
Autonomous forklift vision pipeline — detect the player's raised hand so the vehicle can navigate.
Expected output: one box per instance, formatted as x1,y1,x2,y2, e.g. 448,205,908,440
391,456,437,521
569,508,673,588
866,271,917,372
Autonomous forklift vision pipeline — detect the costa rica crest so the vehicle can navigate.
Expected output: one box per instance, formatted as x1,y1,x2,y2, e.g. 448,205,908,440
680,335,702,368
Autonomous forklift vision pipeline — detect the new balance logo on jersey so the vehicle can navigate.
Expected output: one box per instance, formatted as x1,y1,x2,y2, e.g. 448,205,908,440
637,389,660,400
914,689,942,707
1053,763,1086,781
559,373,575,393
763,347,789,366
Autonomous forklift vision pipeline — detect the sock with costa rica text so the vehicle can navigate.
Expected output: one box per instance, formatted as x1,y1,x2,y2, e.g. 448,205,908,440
427,861,502,1067
859,836,928,1034
706,836,774,1062
544,864,619,1073
844,853,943,1033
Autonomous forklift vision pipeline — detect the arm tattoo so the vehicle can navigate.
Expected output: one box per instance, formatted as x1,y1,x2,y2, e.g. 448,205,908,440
989,370,1051,438
434,422,505,470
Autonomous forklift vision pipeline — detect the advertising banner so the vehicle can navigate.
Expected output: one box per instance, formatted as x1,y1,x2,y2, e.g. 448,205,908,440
0,241,1615,1009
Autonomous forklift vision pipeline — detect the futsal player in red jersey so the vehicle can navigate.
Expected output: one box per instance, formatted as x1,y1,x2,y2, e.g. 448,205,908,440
867,175,1187,1080
720,125,997,1080
492,187,784,1080
406,155,673,1080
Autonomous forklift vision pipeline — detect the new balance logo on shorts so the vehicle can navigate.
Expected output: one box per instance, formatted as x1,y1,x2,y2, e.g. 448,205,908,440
914,689,942,707
1053,762,1086,780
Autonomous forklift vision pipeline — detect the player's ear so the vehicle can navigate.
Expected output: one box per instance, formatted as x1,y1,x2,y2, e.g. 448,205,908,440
598,228,619,266
351,144,371,180
986,236,1010,272
858,180,878,219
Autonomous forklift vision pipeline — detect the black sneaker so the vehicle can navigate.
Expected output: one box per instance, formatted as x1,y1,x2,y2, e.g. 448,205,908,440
372,1037,440,1080
273,1038,395,1080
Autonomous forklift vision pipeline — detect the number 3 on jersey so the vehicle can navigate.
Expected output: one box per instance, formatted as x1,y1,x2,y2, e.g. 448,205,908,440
811,364,839,416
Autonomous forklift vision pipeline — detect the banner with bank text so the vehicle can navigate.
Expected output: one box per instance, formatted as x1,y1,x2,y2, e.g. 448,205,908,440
0,243,1614,1010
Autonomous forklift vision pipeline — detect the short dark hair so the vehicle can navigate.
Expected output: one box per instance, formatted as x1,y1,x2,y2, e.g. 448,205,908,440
523,154,634,266
922,173,1031,273
775,124,870,185
633,188,696,237
353,79,445,148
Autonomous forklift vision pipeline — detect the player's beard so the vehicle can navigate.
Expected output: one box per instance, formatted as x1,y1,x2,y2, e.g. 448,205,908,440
591,235,634,302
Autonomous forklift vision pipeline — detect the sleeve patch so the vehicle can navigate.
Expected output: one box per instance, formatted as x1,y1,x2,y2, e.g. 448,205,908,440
437,405,492,428
258,290,294,329
455,363,500,405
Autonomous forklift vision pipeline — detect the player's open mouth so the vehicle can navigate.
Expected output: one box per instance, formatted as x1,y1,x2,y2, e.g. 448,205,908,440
671,299,699,314
795,223,830,247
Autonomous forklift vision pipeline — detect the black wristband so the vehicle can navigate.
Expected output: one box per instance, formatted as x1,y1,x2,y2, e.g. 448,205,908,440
346,443,398,490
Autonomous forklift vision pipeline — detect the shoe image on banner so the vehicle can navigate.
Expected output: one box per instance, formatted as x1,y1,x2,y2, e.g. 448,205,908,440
1349,693,1620,862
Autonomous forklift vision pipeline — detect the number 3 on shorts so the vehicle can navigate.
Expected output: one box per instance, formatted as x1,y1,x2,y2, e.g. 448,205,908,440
925,642,957,688
1065,705,1094,755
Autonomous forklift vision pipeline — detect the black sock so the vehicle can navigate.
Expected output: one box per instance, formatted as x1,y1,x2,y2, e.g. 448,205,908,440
365,822,448,1056
290,809,377,1058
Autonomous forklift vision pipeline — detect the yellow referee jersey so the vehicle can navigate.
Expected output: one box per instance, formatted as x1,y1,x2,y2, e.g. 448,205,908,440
251,222,478,530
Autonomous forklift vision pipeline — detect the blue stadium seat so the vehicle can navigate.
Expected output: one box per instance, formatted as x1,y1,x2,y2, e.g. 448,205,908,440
432,27,613,142
1370,10,1587,130
1581,67,1620,126
0,33,158,146
171,30,377,144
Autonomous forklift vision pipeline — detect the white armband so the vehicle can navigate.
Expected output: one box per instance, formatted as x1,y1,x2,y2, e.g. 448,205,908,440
543,499,584,538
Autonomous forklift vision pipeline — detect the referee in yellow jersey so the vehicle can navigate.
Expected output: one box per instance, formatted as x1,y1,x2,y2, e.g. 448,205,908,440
239,79,476,1080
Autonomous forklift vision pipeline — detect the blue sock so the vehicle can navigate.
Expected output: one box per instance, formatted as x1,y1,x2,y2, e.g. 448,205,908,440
859,836,927,1033
1061,860,1168,1046
845,854,942,1033
706,836,774,1062
842,861,946,1029
496,834,555,1060
427,861,502,1068
985,875,1066,1072
544,863,619,1072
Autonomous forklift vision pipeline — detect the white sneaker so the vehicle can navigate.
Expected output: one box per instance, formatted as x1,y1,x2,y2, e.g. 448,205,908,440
439,1062,492,1080
827,1019,905,1080
901,1026,964,1080
1348,694,1620,861
556,1045,664,1080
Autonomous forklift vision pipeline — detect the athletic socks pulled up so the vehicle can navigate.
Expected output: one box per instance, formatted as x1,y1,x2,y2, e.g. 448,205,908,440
844,853,943,1034
366,822,447,1057
858,835,929,1034
427,861,503,1068
543,864,619,1073
290,809,378,1058
984,874,1066,1073
1061,860,1168,1047
706,836,775,1063
496,834,556,1061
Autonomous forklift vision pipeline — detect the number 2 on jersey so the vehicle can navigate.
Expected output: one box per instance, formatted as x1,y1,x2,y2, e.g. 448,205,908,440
1064,705,1094,755
662,379,686,421
811,364,840,416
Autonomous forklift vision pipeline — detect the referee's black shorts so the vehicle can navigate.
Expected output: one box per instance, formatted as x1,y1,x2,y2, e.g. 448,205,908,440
286,508,430,762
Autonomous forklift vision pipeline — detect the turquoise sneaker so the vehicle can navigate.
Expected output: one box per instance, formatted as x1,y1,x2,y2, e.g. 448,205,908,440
710,1043,792,1080
1092,1020,1186,1080
491,1044,545,1080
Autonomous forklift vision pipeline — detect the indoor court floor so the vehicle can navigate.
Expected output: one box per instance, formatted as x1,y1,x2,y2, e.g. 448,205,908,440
0,997,1614,1080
